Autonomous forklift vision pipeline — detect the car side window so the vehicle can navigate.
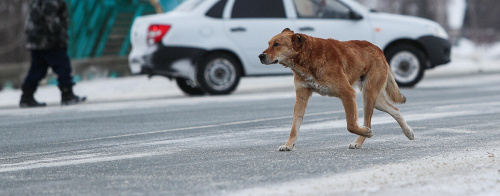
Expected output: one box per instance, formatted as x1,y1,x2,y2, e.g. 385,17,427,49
294,0,351,19
205,0,227,18
231,0,286,18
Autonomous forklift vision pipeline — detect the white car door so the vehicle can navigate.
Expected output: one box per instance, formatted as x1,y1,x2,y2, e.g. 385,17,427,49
223,0,293,75
291,0,372,42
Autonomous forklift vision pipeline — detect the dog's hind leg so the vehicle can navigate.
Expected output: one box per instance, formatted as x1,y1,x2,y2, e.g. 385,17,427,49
348,76,382,149
375,93,414,140
340,87,373,140
279,86,312,151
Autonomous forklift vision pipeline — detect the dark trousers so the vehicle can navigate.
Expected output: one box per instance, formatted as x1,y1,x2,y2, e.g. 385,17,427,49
23,48,73,88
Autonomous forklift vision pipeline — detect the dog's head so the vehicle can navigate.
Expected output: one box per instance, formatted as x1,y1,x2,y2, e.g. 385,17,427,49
259,28,306,66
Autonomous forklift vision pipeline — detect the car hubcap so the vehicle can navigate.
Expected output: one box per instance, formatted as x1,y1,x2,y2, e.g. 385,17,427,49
390,51,420,83
204,58,236,91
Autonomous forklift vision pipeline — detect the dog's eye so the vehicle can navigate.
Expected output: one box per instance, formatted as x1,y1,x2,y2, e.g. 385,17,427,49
273,43,280,47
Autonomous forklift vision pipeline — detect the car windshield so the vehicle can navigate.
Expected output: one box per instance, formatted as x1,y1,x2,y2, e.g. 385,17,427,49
175,0,204,12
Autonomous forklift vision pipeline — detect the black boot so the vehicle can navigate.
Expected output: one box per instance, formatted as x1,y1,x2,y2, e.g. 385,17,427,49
58,84,87,105
20,85,46,108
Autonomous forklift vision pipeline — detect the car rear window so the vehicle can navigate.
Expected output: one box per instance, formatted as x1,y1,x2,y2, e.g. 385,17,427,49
231,0,286,18
205,0,227,18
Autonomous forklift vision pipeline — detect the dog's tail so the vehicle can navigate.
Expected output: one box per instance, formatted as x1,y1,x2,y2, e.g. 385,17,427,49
385,69,406,104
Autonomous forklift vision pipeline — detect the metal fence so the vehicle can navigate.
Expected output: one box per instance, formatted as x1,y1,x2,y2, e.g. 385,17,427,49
67,0,158,59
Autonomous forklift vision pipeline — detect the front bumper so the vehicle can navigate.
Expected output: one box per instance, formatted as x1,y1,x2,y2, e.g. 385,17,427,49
417,36,451,68
129,45,207,79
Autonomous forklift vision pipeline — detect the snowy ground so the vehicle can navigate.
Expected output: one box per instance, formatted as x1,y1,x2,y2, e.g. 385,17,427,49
229,144,500,196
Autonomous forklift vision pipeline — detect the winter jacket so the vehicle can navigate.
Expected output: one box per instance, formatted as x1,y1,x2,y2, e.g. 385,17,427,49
25,0,69,50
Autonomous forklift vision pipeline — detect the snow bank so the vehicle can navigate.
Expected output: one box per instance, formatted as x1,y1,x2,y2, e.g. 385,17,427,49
0,75,295,108
486,42,500,59
425,38,500,78
450,38,500,59
228,144,500,196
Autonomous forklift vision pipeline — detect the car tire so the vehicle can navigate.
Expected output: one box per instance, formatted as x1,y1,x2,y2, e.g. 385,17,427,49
196,53,242,95
176,78,205,96
385,44,427,87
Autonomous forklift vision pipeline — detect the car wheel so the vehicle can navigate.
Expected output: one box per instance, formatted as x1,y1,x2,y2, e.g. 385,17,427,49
385,44,427,87
196,53,242,95
176,78,205,96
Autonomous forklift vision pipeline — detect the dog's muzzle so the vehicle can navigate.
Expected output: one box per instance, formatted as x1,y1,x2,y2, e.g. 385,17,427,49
258,53,267,64
259,53,278,65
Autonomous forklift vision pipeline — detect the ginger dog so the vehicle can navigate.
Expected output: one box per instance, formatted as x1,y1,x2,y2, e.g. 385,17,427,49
259,28,414,151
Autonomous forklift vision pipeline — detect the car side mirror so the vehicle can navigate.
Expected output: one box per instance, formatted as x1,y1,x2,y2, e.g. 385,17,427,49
350,11,363,20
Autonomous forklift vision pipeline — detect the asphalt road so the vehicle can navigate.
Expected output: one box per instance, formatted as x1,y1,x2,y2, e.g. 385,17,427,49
1,73,500,195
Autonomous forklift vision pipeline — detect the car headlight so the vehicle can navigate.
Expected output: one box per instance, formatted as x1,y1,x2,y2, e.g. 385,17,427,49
431,25,449,39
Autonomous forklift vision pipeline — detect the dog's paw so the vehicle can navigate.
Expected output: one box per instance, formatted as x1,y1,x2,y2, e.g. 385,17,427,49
403,126,415,140
278,143,294,151
363,126,373,138
348,142,362,149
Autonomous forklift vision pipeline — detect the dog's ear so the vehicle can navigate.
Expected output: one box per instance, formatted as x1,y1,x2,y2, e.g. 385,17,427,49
282,28,294,33
292,33,306,45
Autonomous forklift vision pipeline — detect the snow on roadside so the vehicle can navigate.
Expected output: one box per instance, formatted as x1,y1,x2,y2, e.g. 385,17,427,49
486,42,500,59
228,144,500,196
425,38,500,78
0,75,295,108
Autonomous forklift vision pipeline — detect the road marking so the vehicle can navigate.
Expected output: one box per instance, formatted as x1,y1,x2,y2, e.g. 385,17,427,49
0,152,170,173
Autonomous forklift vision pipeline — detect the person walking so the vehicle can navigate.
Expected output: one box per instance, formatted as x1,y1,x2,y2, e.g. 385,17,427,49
20,0,86,108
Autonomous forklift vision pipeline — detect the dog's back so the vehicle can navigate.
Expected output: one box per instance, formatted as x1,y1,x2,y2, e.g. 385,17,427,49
294,35,390,87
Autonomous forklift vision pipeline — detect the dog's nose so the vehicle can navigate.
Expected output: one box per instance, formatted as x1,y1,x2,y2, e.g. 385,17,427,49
258,53,266,60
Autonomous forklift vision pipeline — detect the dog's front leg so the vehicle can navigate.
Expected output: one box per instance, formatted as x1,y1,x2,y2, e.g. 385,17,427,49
279,86,312,151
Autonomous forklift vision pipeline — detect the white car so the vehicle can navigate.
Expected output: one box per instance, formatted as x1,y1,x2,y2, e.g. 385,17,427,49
129,0,451,95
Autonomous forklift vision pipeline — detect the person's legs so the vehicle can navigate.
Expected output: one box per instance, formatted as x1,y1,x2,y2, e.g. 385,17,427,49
23,50,50,88
20,50,49,108
44,48,73,86
44,48,86,105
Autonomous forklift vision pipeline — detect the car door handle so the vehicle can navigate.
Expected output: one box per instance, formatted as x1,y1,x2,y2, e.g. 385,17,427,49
299,27,314,31
230,27,246,32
